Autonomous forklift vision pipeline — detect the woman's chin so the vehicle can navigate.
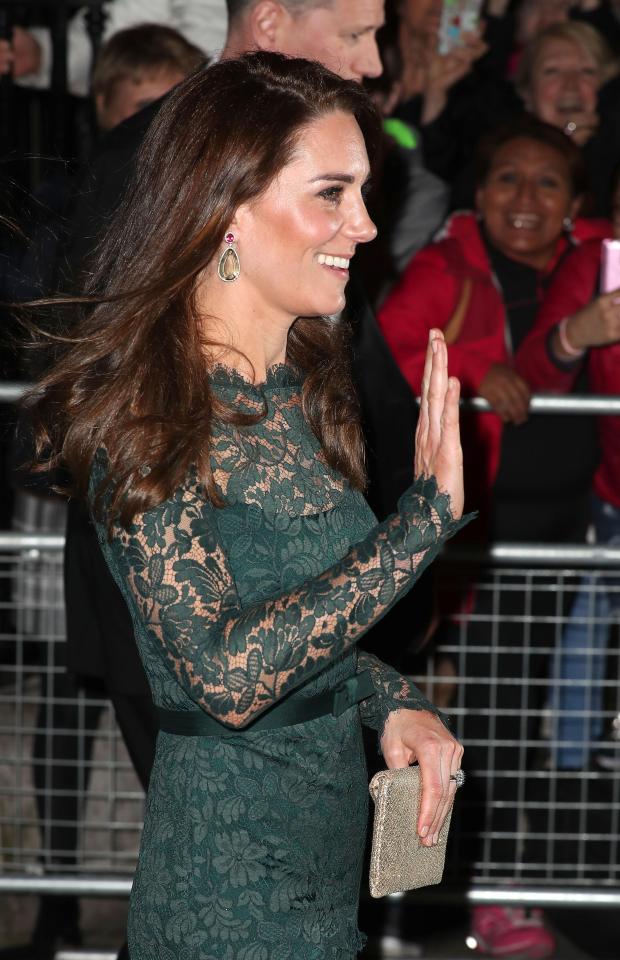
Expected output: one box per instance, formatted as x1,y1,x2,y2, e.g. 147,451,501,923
301,296,346,318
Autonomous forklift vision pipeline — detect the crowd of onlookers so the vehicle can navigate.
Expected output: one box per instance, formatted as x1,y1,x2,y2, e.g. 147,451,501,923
1,2,620,959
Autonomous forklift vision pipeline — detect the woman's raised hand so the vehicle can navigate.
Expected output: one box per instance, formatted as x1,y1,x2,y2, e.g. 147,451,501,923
414,329,464,520
421,30,487,125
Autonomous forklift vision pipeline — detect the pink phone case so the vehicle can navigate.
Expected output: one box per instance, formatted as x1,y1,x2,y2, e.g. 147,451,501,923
600,239,620,293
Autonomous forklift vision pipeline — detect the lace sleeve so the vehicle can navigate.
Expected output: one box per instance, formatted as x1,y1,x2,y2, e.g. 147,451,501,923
99,474,471,728
356,650,448,745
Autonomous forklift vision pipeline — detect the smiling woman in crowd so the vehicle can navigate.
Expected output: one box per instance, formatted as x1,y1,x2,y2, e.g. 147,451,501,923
516,21,619,214
516,20,616,148
379,114,607,536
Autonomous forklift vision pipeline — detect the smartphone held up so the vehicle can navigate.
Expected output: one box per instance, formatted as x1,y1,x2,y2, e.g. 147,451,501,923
438,0,483,55
600,239,620,294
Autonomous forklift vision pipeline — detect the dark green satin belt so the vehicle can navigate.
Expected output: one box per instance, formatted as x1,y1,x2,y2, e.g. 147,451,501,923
157,669,374,737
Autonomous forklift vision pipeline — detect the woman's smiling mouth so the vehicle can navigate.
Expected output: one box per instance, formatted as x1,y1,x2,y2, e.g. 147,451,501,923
317,253,351,269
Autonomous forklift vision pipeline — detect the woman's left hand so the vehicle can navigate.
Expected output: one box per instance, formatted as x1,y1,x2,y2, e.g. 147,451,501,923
380,708,464,847
414,329,464,520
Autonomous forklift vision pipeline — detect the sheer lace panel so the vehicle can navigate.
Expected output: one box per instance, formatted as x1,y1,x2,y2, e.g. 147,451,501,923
102,474,468,728
209,367,346,516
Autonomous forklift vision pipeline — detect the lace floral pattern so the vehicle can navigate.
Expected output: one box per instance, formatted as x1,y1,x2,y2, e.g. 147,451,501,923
90,365,468,959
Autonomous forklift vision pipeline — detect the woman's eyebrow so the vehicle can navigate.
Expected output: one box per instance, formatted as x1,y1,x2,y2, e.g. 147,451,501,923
310,173,355,183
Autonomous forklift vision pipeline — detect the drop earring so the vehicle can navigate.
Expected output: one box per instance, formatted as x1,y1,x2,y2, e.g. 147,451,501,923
563,216,574,233
218,232,241,282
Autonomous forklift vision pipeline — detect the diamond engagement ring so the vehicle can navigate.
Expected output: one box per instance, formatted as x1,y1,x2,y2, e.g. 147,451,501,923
450,769,465,788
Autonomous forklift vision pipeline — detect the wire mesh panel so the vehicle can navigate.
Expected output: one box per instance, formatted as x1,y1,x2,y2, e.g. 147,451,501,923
0,529,143,880
418,559,620,888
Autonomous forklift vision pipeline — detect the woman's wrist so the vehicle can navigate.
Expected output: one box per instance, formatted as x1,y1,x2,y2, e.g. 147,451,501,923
555,316,587,359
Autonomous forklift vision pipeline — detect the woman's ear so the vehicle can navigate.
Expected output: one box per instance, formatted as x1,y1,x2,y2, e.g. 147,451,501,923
230,202,253,236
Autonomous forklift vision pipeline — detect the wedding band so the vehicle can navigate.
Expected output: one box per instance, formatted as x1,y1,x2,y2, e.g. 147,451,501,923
450,769,465,788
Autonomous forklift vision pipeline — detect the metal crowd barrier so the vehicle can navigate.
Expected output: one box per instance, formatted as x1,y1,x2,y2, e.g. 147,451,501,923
0,529,144,898
0,542,618,903
430,545,620,897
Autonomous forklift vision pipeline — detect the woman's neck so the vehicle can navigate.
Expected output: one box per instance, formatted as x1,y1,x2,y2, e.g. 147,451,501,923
197,277,292,385
481,223,563,274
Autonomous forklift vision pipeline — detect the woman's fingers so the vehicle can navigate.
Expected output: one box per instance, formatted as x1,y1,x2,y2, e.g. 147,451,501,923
480,365,530,424
418,329,446,463
438,376,464,517
427,334,448,454
432,742,464,844
417,740,462,846
417,329,436,452
415,329,440,463
499,379,530,423
442,376,461,438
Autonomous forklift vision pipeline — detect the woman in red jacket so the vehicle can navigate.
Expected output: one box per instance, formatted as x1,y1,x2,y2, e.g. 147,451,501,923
379,114,608,540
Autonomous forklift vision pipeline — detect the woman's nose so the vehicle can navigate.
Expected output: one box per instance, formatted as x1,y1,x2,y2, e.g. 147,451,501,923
560,68,581,92
347,202,377,244
515,177,537,205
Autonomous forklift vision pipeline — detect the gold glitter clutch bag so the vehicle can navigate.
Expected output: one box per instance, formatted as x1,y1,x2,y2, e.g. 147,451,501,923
368,765,454,898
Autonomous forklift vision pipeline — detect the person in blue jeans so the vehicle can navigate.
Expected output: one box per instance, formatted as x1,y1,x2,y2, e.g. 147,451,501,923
551,495,620,770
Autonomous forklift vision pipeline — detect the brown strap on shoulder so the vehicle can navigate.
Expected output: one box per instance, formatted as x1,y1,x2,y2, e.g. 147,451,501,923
443,277,472,345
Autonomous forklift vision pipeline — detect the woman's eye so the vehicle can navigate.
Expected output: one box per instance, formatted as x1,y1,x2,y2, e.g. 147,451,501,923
495,171,517,184
318,186,344,204
540,177,560,189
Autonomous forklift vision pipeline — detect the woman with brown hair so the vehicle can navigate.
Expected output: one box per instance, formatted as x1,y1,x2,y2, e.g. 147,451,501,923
27,53,466,959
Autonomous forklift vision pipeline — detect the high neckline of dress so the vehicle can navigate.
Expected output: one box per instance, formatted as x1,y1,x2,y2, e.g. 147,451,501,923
210,362,301,393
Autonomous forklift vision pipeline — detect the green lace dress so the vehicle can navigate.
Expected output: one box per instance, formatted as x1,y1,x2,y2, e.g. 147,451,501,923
90,365,464,960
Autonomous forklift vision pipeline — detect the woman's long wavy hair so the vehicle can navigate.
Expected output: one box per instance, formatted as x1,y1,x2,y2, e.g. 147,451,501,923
27,52,382,530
